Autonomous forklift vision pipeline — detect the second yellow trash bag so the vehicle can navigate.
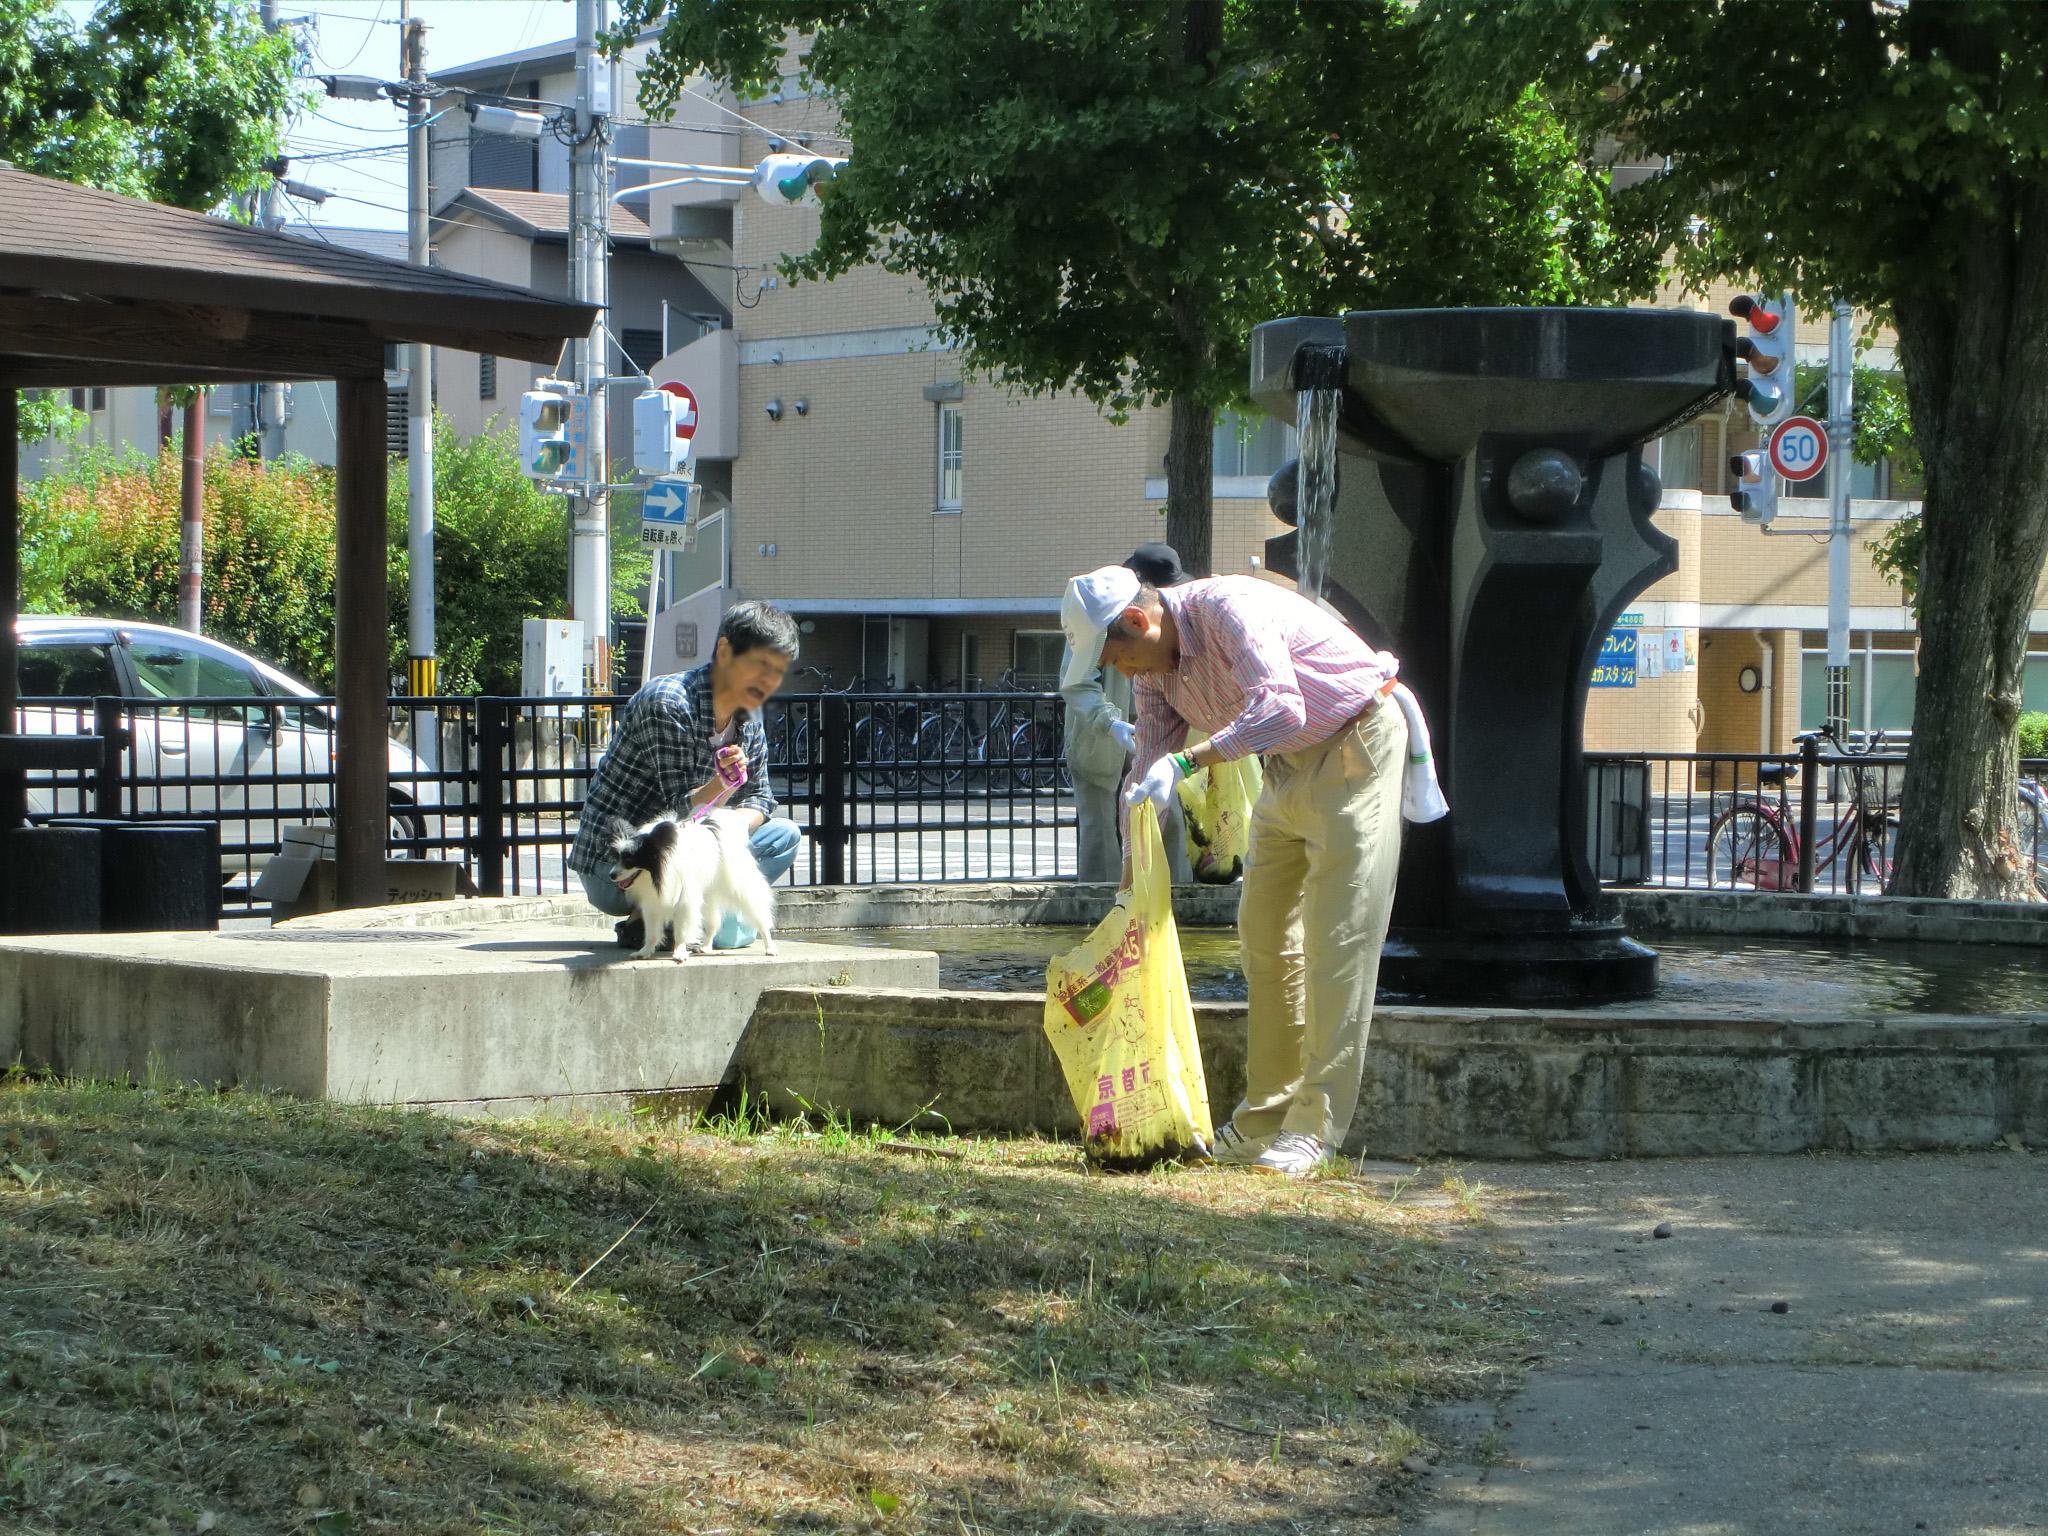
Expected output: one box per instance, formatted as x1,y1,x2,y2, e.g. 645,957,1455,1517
1176,751,1262,883
1041,800,1215,1170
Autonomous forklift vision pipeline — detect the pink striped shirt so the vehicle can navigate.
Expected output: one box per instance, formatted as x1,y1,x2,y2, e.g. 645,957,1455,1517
1129,577,1399,779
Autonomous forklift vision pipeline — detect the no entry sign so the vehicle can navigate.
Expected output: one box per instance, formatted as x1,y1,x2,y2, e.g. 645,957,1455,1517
1769,416,1828,482
660,381,699,442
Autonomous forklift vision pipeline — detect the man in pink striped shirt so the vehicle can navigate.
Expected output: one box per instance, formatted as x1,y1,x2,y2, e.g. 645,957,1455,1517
1061,565,1409,1177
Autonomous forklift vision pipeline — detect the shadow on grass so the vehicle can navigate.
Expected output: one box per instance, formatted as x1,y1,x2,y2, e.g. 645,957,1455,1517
0,1075,1530,1534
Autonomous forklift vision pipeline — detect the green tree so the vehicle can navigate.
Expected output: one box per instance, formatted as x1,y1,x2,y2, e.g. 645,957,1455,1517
1426,0,2048,900
617,0,1637,574
0,0,298,207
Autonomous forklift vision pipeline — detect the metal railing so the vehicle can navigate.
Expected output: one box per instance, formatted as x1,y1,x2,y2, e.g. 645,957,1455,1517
1588,736,2048,897
14,688,1076,915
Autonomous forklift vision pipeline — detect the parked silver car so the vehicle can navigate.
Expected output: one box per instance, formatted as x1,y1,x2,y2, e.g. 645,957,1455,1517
13,617,436,870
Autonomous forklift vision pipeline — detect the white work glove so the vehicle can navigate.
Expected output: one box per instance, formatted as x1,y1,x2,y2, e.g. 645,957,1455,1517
1108,717,1137,754
1124,753,1187,815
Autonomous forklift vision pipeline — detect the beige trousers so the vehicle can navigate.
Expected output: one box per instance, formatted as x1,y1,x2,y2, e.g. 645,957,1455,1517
1232,699,1407,1150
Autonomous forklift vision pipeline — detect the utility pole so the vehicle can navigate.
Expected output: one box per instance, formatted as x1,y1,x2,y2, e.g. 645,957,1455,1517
570,0,613,692
402,0,437,698
1825,300,1855,741
257,0,288,460
179,391,205,633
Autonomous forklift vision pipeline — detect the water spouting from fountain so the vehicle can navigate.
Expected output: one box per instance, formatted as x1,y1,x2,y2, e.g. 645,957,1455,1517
1293,386,1340,604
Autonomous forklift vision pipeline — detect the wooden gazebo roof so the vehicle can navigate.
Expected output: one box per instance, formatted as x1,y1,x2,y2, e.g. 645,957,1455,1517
0,165,597,909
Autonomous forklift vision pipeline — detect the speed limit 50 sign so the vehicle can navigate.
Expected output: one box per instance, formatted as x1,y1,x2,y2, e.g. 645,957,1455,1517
1769,415,1828,482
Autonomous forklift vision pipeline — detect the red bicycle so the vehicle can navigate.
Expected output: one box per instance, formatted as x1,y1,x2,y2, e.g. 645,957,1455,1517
1704,726,1894,894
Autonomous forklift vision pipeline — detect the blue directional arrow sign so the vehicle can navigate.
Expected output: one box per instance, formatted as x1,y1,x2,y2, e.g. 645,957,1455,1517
639,476,699,550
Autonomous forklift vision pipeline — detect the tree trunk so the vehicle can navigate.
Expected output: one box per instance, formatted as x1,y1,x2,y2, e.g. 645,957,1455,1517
1164,391,1214,578
179,393,205,634
1158,0,1223,578
1888,191,2048,900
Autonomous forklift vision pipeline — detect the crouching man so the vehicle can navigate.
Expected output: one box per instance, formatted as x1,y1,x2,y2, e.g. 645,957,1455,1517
569,601,804,949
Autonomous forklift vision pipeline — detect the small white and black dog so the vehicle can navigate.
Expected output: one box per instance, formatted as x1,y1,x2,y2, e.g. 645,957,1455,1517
607,808,779,961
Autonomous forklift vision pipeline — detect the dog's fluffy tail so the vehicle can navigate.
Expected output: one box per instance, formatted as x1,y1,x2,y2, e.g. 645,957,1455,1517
700,808,754,867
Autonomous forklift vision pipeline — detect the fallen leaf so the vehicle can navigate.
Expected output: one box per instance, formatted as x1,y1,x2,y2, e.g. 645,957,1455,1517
867,1489,900,1513
295,1482,324,1508
2001,1132,2028,1153
195,1514,219,1533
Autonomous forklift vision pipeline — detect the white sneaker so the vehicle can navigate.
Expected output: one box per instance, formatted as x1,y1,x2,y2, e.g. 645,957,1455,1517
1251,1131,1329,1178
1209,1121,1267,1166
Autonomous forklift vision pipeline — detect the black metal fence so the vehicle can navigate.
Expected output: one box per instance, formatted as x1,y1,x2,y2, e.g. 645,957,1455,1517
1588,738,2048,897
17,694,2046,914
15,688,1076,915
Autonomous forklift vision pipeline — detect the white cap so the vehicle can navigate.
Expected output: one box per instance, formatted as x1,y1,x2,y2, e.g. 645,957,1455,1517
1059,565,1142,690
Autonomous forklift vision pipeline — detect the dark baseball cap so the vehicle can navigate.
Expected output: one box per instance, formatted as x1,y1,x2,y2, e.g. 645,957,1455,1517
1123,542,1187,587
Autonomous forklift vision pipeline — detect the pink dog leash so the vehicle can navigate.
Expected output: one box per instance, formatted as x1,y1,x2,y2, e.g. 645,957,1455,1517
689,743,749,821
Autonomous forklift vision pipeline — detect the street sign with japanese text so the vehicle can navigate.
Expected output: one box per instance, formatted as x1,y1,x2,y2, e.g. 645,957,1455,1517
639,476,699,550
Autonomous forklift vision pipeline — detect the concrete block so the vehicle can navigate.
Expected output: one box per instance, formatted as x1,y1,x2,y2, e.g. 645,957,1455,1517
1620,1050,1813,1156
0,926,934,1108
1816,1052,2004,1150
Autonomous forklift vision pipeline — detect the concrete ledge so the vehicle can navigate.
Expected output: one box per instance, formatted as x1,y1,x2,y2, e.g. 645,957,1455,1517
288,882,2048,948
0,927,935,1105
733,987,2048,1159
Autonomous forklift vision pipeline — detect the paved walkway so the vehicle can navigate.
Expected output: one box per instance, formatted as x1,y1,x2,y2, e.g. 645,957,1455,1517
1403,1153,2048,1536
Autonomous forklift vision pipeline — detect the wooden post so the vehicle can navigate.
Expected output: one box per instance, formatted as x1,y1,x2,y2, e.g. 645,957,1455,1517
333,375,389,908
0,388,21,830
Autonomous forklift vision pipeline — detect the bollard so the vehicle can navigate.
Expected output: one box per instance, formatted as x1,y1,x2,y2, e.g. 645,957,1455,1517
48,819,221,931
0,825,104,934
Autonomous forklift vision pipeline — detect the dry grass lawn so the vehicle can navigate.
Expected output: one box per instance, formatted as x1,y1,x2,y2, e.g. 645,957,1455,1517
0,1072,1535,1534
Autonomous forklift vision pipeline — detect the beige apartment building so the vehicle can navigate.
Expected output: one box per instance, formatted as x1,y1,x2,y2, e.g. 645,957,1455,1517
409,56,2048,756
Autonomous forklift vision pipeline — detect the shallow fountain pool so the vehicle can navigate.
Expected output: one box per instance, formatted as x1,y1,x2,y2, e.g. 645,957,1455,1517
828,926,2048,1018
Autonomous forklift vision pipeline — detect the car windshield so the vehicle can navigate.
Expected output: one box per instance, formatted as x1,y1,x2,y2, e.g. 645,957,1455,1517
128,643,264,701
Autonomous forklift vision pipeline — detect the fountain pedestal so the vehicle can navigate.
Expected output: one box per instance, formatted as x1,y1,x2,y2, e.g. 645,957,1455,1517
1252,308,1734,1004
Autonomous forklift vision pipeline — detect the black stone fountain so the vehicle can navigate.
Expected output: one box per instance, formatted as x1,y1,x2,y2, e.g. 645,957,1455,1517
1252,307,1735,1003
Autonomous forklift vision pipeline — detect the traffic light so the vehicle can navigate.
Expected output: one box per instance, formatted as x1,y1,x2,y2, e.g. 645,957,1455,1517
1730,448,1776,526
752,152,846,207
632,388,694,475
518,379,588,483
1729,293,1794,430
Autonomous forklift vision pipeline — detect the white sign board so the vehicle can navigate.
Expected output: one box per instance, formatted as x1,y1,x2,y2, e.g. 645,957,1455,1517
639,476,699,550
1769,416,1828,482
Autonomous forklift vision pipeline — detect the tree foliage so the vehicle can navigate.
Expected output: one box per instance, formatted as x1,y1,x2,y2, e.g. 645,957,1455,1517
1425,0,2048,899
617,0,1636,570
18,424,649,695
0,0,299,208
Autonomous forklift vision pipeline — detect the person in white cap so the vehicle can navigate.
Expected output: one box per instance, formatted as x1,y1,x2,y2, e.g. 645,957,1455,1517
1059,563,1446,1177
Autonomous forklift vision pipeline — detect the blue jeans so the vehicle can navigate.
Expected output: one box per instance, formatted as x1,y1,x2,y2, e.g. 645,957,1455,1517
578,818,801,947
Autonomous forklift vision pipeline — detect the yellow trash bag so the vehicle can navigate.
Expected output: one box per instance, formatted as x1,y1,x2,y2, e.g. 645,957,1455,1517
1176,751,1262,884
1042,800,1214,1170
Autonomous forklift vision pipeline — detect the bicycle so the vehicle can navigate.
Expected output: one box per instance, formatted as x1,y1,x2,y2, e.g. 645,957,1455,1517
1703,724,1895,894
774,668,896,795
2019,774,2047,898
973,669,1066,792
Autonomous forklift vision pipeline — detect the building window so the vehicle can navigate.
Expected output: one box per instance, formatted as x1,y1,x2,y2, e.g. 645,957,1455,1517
960,632,982,691
386,387,408,458
1212,409,1295,479
68,388,107,413
1656,423,1702,491
479,353,497,401
936,402,963,511
619,328,665,376
1013,630,1063,691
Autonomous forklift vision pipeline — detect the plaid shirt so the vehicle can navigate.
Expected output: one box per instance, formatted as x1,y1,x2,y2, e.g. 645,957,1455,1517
569,666,776,875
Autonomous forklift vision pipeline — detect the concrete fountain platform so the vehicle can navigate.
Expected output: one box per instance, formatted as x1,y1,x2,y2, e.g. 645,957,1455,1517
0,922,935,1115
3,881,2044,1152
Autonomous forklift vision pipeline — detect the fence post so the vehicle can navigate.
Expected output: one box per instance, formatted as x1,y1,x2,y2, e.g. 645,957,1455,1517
476,699,508,898
1797,733,1820,894
820,694,849,884
91,695,126,819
